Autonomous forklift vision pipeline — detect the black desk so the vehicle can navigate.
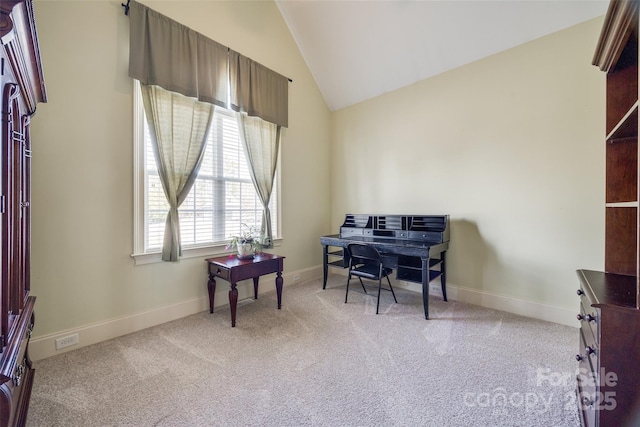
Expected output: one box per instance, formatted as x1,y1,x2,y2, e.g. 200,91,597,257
320,234,448,319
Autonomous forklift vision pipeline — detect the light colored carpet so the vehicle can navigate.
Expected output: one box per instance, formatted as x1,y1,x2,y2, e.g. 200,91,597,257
27,276,580,426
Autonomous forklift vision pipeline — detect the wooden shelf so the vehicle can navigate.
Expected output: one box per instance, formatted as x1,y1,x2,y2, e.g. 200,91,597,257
606,101,638,141
605,201,639,207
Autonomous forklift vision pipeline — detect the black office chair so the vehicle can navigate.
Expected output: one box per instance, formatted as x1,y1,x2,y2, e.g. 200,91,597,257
345,243,397,314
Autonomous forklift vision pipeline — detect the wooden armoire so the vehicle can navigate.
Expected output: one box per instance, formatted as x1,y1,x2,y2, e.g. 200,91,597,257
0,0,46,425
576,0,640,426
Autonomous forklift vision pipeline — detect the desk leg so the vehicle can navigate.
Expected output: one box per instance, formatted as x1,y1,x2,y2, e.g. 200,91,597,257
208,274,216,314
322,244,328,289
441,251,447,302
275,270,283,309
229,282,238,327
421,257,430,319
253,277,259,299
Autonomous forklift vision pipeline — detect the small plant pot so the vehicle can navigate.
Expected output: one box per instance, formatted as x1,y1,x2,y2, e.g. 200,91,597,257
237,241,255,259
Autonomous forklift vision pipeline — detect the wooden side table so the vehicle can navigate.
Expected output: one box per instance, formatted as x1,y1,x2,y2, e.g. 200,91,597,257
205,253,285,327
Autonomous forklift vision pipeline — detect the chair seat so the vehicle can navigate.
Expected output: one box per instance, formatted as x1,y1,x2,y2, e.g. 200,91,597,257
351,264,392,280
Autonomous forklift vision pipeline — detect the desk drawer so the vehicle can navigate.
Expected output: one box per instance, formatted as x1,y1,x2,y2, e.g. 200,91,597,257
408,231,443,242
340,228,364,236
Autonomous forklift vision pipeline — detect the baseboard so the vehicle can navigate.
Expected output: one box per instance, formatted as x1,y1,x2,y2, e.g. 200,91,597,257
29,296,210,362
330,268,579,328
29,267,322,361
30,266,577,361
400,279,579,328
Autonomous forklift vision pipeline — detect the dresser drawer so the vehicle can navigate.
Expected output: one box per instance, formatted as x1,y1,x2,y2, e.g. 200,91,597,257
576,329,597,427
578,300,598,345
577,378,597,427
578,290,599,344
578,324,597,372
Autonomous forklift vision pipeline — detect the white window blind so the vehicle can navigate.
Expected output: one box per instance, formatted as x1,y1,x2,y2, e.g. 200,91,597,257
142,104,278,253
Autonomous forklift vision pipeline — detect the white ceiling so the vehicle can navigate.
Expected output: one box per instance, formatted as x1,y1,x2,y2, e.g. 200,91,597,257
275,0,609,111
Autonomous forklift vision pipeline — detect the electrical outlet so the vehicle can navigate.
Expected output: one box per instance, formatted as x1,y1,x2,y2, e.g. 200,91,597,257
55,333,79,350
293,273,301,282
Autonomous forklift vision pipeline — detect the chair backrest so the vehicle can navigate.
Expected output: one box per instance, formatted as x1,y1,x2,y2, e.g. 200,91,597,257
347,243,383,265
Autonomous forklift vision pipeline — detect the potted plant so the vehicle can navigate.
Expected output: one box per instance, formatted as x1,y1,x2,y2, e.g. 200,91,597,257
226,224,264,259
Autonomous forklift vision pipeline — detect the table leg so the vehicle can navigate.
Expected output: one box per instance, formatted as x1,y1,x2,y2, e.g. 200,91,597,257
208,273,216,313
229,282,238,327
421,257,430,319
253,277,259,299
275,270,283,309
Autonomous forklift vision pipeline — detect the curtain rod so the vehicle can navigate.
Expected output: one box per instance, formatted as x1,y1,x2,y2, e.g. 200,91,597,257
121,0,293,83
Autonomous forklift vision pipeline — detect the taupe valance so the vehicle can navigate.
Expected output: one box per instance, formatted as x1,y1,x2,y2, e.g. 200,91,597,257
230,51,289,128
128,0,288,127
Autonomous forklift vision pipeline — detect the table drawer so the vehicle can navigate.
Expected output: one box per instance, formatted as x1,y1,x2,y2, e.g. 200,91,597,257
210,265,230,281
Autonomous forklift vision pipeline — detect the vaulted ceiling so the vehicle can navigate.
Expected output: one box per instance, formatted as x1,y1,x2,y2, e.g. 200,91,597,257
275,0,609,111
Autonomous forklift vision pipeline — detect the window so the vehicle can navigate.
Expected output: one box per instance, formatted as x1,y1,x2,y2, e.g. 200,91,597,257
133,82,279,264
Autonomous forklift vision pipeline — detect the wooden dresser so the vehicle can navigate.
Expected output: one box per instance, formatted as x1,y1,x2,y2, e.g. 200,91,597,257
576,270,640,426
577,1,640,426
0,1,46,425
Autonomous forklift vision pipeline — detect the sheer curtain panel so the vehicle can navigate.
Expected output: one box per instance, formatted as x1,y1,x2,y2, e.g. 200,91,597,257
141,84,214,261
236,113,281,247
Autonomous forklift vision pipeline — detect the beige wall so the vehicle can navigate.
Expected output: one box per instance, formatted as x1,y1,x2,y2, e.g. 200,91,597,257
331,17,605,316
28,0,606,360
29,0,331,358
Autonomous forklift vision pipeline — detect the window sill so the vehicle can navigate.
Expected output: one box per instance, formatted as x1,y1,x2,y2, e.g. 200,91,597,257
131,239,282,266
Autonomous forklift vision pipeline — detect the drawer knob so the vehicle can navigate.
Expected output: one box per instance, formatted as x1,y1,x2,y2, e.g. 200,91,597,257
585,314,596,323
576,314,584,321
577,289,584,296
585,346,596,356
13,363,24,387
575,354,583,362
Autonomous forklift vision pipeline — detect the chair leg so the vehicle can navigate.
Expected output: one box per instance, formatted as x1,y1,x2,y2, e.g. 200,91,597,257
387,275,398,303
358,277,367,294
376,276,397,314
